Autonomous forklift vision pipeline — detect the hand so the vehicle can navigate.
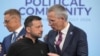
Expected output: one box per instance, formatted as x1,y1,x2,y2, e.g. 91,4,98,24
3,54,6,56
48,53,59,56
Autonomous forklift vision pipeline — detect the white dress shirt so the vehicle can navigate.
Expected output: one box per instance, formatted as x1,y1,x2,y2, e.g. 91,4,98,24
55,23,70,50
11,26,24,43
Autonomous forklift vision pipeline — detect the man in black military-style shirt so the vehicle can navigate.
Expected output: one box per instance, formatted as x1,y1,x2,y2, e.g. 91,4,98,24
7,15,49,56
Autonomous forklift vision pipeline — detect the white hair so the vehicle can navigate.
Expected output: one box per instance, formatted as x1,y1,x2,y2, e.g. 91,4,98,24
48,4,68,20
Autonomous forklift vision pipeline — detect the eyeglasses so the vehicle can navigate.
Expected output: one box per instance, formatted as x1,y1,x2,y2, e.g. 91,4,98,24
4,18,13,24
4,16,14,24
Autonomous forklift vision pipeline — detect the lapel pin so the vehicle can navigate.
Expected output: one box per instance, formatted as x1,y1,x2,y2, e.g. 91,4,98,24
70,32,73,35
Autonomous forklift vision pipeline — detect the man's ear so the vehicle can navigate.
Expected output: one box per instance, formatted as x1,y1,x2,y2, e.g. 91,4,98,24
62,16,66,20
60,17,65,21
26,27,30,33
12,16,18,23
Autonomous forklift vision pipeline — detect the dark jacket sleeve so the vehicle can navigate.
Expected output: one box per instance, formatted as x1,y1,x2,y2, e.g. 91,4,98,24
77,29,88,56
6,43,19,56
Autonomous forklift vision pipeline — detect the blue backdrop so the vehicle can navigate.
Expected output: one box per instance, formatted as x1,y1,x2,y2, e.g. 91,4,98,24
0,0,100,56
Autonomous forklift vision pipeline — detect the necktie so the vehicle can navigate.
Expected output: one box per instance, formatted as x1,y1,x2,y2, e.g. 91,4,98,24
55,31,62,54
11,32,17,43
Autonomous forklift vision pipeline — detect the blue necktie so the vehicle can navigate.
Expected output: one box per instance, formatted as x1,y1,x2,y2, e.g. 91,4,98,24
11,32,16,43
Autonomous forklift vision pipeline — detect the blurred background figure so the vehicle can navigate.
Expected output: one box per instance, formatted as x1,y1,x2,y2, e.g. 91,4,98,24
0,9,26,56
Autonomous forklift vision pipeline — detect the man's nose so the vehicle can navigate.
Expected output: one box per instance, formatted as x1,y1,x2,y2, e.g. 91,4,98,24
40,27,43,31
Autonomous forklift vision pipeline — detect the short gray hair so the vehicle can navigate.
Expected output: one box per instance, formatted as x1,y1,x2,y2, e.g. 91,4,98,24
48,4,68,20
4,9,21,18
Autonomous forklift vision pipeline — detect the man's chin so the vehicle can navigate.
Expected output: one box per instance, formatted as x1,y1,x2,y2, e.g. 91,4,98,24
52,27,57,31
7,28,12,32
8,30,12,32
38,36,42,38
8,29,12,32
53,28,58,31
36,35,42,38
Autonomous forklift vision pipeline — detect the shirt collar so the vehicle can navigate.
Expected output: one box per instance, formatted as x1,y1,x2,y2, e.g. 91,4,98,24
61,23,70,35
14,26,24,36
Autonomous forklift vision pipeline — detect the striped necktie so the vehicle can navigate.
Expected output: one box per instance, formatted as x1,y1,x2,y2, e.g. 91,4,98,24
55,31,62,54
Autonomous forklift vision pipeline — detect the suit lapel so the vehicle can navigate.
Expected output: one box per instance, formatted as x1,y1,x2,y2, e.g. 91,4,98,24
5,34,13,51
49,31,58,46
8,34,13,44
62,23,74,53
16,28,26,39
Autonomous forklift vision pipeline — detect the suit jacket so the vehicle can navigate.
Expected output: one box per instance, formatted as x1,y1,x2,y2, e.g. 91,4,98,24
45,23,88,56
0,28,26,56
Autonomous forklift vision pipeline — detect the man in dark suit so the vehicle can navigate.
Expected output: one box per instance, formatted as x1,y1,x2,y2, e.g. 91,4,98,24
45,4,88,56
0,9,26,56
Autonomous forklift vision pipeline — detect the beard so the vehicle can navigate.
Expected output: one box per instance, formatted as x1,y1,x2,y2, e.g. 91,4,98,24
30,33,41,39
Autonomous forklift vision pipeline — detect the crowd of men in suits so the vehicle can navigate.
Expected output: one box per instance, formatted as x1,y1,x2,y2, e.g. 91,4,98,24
0,4,88,56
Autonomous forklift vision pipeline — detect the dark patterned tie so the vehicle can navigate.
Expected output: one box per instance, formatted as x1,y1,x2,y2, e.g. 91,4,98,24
55,31,62,54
